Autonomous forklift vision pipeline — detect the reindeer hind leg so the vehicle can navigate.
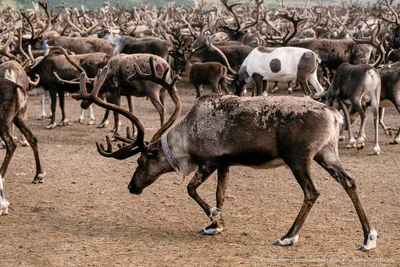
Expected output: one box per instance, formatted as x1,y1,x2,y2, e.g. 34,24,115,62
314,149,377,251
13,114,45,184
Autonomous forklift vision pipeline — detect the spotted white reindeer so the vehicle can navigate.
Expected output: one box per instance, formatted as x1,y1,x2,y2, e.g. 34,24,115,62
233,46,324,96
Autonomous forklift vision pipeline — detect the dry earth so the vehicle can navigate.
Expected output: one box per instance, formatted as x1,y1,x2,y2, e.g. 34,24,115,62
0,79,399,267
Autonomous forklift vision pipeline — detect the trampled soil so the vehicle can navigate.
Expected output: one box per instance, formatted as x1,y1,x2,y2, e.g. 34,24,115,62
1,79,399,266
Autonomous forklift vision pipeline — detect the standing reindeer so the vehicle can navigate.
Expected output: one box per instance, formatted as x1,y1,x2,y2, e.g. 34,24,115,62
0,61,46,215
73,57,377,251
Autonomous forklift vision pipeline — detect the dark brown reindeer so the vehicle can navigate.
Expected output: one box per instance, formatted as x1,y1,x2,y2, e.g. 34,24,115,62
0,61,46,215
188,61,231,98
73,57,377,251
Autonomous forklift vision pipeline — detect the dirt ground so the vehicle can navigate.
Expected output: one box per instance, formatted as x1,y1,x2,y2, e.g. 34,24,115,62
1,79,399,267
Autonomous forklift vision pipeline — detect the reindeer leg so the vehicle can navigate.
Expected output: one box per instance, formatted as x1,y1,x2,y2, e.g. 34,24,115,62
194,84,201,98
370,97,381,155
88,105,95,125
315,150,377,251
0,128,16,180
57,89,71,126
187,164,218,235
252,73,264,96
351,102,368,151
390,104,400,144
149,93,165,127
97,109,110,128
219,77,230,95
46,90,58,129
37,94,47,120
274,158,320,246
13,114,45,184
210,165,230,234
339,100,356,148
271,81,279,93
75,108,85,124
0,173,9,215
262,80,268,96
379,108,392,136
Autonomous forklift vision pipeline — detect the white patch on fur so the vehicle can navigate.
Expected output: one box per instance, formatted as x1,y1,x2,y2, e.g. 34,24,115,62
244,47,311,82
275,234,299,246
28,86,46,96
359,229,378,251
4,69,16,82
104,33,122,54
0,175,10,215
200,226,223,235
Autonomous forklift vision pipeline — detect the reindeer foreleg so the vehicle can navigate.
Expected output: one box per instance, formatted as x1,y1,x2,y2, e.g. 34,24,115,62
187,164,220,235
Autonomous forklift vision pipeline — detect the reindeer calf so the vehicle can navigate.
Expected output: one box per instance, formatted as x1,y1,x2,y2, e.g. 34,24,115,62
314,63,381,155
188,62,230,98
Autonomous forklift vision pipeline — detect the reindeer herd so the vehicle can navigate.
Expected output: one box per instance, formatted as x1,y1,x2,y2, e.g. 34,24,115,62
2,0,400,252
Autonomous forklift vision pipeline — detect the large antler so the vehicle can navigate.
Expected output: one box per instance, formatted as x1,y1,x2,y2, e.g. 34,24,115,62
353,20,389,67
0,32,22,63
73,67,145,160
278,11,307,45
219,0,243,32
127,56,182,142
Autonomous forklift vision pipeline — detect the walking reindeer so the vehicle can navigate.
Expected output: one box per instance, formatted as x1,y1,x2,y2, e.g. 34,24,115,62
73,57,377,251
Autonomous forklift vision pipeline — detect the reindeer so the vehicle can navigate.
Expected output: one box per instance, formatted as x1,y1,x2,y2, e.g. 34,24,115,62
0,61,46,215
73,57,378,251
232,46,324,96
79,53,171,135
188,62,231,98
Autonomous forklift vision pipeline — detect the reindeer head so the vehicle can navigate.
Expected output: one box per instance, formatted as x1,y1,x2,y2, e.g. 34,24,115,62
73,57,181,195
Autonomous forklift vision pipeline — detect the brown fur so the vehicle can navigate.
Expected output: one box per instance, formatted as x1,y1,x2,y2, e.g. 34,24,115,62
188,62,230,98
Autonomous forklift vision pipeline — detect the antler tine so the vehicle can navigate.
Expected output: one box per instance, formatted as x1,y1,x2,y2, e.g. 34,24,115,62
50,46,86,74
242,0,263,30
220,0,243,31
353,20,389,67
17,27,32,66
278,11,307,45
382,0,400,25
0,32,22,63
73,67,146,159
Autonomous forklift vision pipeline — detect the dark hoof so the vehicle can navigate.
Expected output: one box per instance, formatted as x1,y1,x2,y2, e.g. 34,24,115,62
199,221,223,235
32,173,46,184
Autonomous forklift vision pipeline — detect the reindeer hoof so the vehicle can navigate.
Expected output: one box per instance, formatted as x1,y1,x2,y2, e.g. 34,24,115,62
32,173,46,184
384,128,393,136
287,87,293,94
46,123,57,129
46,114,52,119
96,120,110,128
359,229,378,251
345,142,356,149
58,120,72,126
271,87,278,93
339,135,347,141
274,234,299,246
37,115,46,120
20,140,29,147
369,147,381,155
0,197,10,215
389,139,400,145
75,118,84,124
88,119,95,125
199,221,223,235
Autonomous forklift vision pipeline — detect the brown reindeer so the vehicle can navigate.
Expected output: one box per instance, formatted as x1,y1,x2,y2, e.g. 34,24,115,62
73,57,377,251
0,61,46,215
